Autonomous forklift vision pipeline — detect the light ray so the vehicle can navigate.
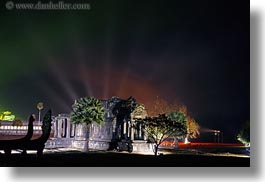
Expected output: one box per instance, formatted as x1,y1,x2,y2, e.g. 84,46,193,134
200,127,220,133
75,47,94,97
40,80,71,112
47,57,79,102
102,15,118,99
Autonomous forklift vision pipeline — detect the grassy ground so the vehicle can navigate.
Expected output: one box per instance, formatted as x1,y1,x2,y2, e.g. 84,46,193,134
0,150,250,167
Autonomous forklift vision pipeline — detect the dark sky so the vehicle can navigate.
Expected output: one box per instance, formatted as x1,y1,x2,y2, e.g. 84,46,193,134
0,0,249,142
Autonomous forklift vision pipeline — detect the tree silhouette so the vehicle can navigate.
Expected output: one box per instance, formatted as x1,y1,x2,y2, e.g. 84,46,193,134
135,112,187,156
146,97,200,141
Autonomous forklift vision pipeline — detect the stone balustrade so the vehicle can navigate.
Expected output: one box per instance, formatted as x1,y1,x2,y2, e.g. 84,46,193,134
0,121,42,136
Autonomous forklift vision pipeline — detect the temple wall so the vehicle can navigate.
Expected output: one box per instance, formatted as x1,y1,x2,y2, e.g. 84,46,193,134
44,97,154,153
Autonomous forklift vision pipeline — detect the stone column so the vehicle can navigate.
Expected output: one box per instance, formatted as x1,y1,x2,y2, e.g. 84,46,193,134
139,123,142,139
127,121,131,138
62,119,66,137
122,121,126,139
54,118,58,138
130,119,134,141
57,118,62,138
144,129,148,141
66,118,71,138
70,123,75,138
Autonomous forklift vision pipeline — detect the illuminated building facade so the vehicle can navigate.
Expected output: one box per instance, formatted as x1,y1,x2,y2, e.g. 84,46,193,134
47,97,153,153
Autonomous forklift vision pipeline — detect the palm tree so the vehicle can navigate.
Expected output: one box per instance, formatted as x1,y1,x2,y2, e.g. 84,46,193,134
70,97,105,126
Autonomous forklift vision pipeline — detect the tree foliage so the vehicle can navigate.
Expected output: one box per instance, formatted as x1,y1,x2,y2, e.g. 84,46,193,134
146,97,200,140
12,119,23,126
186,116,200,139
146,96,179,117
70,97,105,126
135,112,187,155
179,106,200,139
166,112,187,137
237,121,250,146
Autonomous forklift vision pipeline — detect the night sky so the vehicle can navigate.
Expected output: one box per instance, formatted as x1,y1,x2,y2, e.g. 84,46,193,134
0,0,249,142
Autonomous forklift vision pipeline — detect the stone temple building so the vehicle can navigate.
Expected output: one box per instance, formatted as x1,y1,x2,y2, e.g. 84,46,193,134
46,97,153,153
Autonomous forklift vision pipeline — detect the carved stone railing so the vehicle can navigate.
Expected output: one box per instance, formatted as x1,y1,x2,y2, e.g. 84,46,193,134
0,121,42,136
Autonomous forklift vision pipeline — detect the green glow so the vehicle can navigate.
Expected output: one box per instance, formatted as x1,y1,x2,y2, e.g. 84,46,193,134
237,136,250,147
0,111,15,121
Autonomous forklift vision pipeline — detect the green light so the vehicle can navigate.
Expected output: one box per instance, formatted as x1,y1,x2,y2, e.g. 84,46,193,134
0,111,15,121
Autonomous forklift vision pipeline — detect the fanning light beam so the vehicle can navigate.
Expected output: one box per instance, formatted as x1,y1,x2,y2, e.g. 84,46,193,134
47,57,79,102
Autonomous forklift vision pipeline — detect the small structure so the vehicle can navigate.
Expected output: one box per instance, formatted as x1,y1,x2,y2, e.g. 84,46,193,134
46,97,153,153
